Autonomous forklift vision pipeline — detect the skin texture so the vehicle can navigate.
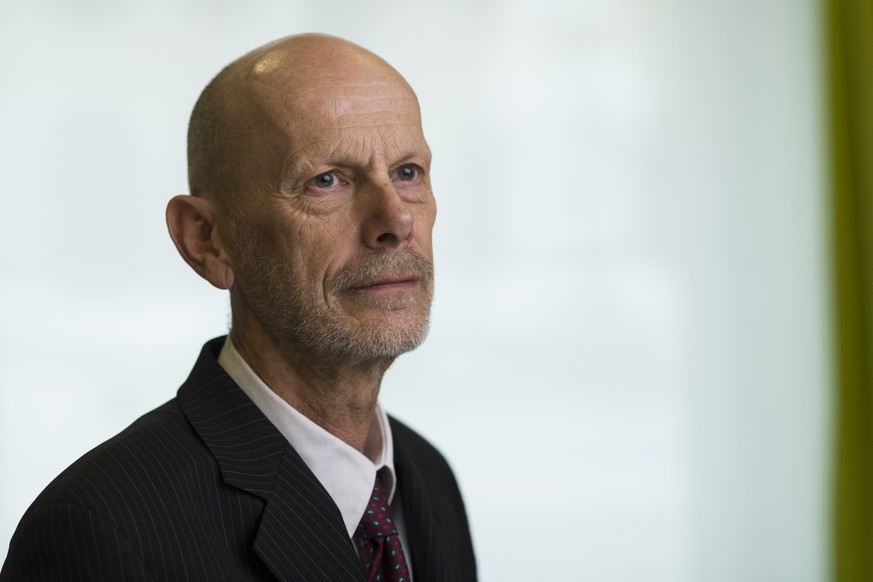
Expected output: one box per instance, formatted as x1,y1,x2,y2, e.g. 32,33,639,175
166,34,436,452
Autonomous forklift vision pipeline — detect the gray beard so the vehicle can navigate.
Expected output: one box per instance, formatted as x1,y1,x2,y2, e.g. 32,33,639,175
230,222,434,361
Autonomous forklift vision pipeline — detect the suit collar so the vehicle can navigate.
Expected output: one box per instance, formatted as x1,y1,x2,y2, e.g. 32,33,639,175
217,334,398,538
177,337,364,581
391,420,453,582
178,337,286,497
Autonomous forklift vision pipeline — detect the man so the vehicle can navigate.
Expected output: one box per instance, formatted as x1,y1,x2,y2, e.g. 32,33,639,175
1,34,476,581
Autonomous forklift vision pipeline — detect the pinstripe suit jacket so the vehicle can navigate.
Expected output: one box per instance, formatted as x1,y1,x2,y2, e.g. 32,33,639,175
0,338,476,581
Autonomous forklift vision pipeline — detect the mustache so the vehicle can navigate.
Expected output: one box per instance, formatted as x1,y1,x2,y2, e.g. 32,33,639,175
329,249,434,292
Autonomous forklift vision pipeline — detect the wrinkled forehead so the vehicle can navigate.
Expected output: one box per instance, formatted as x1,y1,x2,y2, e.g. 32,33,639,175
230,62,425,175
209,43,427,199
245,52,421,131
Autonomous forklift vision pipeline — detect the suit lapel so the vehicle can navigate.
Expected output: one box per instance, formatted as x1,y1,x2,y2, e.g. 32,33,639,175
392,426,451,582
177,338,363,582
251,444,364,581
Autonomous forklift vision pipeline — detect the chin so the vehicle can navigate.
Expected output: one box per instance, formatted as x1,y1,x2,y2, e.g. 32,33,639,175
277,301,431,361
339,314,431,358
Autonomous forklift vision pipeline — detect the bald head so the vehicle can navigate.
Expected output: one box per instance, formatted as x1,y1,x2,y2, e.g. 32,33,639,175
187,34,420,209
169,32,435,368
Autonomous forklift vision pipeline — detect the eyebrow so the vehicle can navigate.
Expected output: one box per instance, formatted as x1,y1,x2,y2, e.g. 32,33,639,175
282,141,431,177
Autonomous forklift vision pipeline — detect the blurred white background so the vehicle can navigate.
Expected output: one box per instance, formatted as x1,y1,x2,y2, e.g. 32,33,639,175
0,0,828,580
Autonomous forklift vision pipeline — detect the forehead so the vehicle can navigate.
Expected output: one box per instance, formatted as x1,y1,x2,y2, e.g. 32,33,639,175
259,75,428,171
246,46,417,124
293,79,421,134
223,45,429,192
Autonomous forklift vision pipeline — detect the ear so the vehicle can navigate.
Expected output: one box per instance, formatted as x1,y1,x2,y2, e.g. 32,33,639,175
166,194,235,289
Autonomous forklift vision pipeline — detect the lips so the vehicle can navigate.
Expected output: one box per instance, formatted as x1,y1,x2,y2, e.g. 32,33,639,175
352,275,419,291
330,249,434,294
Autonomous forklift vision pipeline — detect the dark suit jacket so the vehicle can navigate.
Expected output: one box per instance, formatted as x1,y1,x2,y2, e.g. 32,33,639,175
0,338,476,581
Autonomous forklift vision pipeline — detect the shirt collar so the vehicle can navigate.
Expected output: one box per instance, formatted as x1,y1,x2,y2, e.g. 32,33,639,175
217,335,397,539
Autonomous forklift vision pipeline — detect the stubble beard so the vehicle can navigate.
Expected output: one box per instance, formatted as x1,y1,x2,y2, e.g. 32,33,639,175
231,225,434,361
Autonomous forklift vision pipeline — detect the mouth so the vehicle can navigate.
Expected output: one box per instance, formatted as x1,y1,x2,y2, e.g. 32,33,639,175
351,275,420,292
329,249,434,299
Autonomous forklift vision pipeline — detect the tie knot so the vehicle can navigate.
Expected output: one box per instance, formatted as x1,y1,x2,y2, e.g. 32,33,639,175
357,477,398,540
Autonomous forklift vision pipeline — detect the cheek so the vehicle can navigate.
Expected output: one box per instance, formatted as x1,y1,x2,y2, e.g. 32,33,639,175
414,204,437,252
293,218,357,280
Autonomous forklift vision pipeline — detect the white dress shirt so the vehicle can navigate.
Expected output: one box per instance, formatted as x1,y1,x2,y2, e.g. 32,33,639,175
217,336,412,572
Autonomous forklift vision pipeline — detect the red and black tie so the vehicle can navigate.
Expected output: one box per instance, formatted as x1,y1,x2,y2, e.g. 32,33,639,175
356,477,411,582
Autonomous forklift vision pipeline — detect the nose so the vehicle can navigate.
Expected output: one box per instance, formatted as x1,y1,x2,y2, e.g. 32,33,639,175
359,178,414,250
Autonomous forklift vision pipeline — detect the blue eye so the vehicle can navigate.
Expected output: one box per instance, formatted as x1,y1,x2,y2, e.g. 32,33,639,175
396,165,418,181
311,172,336,188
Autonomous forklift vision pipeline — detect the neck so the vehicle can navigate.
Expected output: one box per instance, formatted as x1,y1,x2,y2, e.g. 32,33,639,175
229,325,394,453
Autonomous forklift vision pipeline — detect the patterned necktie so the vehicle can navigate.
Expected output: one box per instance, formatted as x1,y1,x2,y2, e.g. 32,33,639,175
356,477,411,582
